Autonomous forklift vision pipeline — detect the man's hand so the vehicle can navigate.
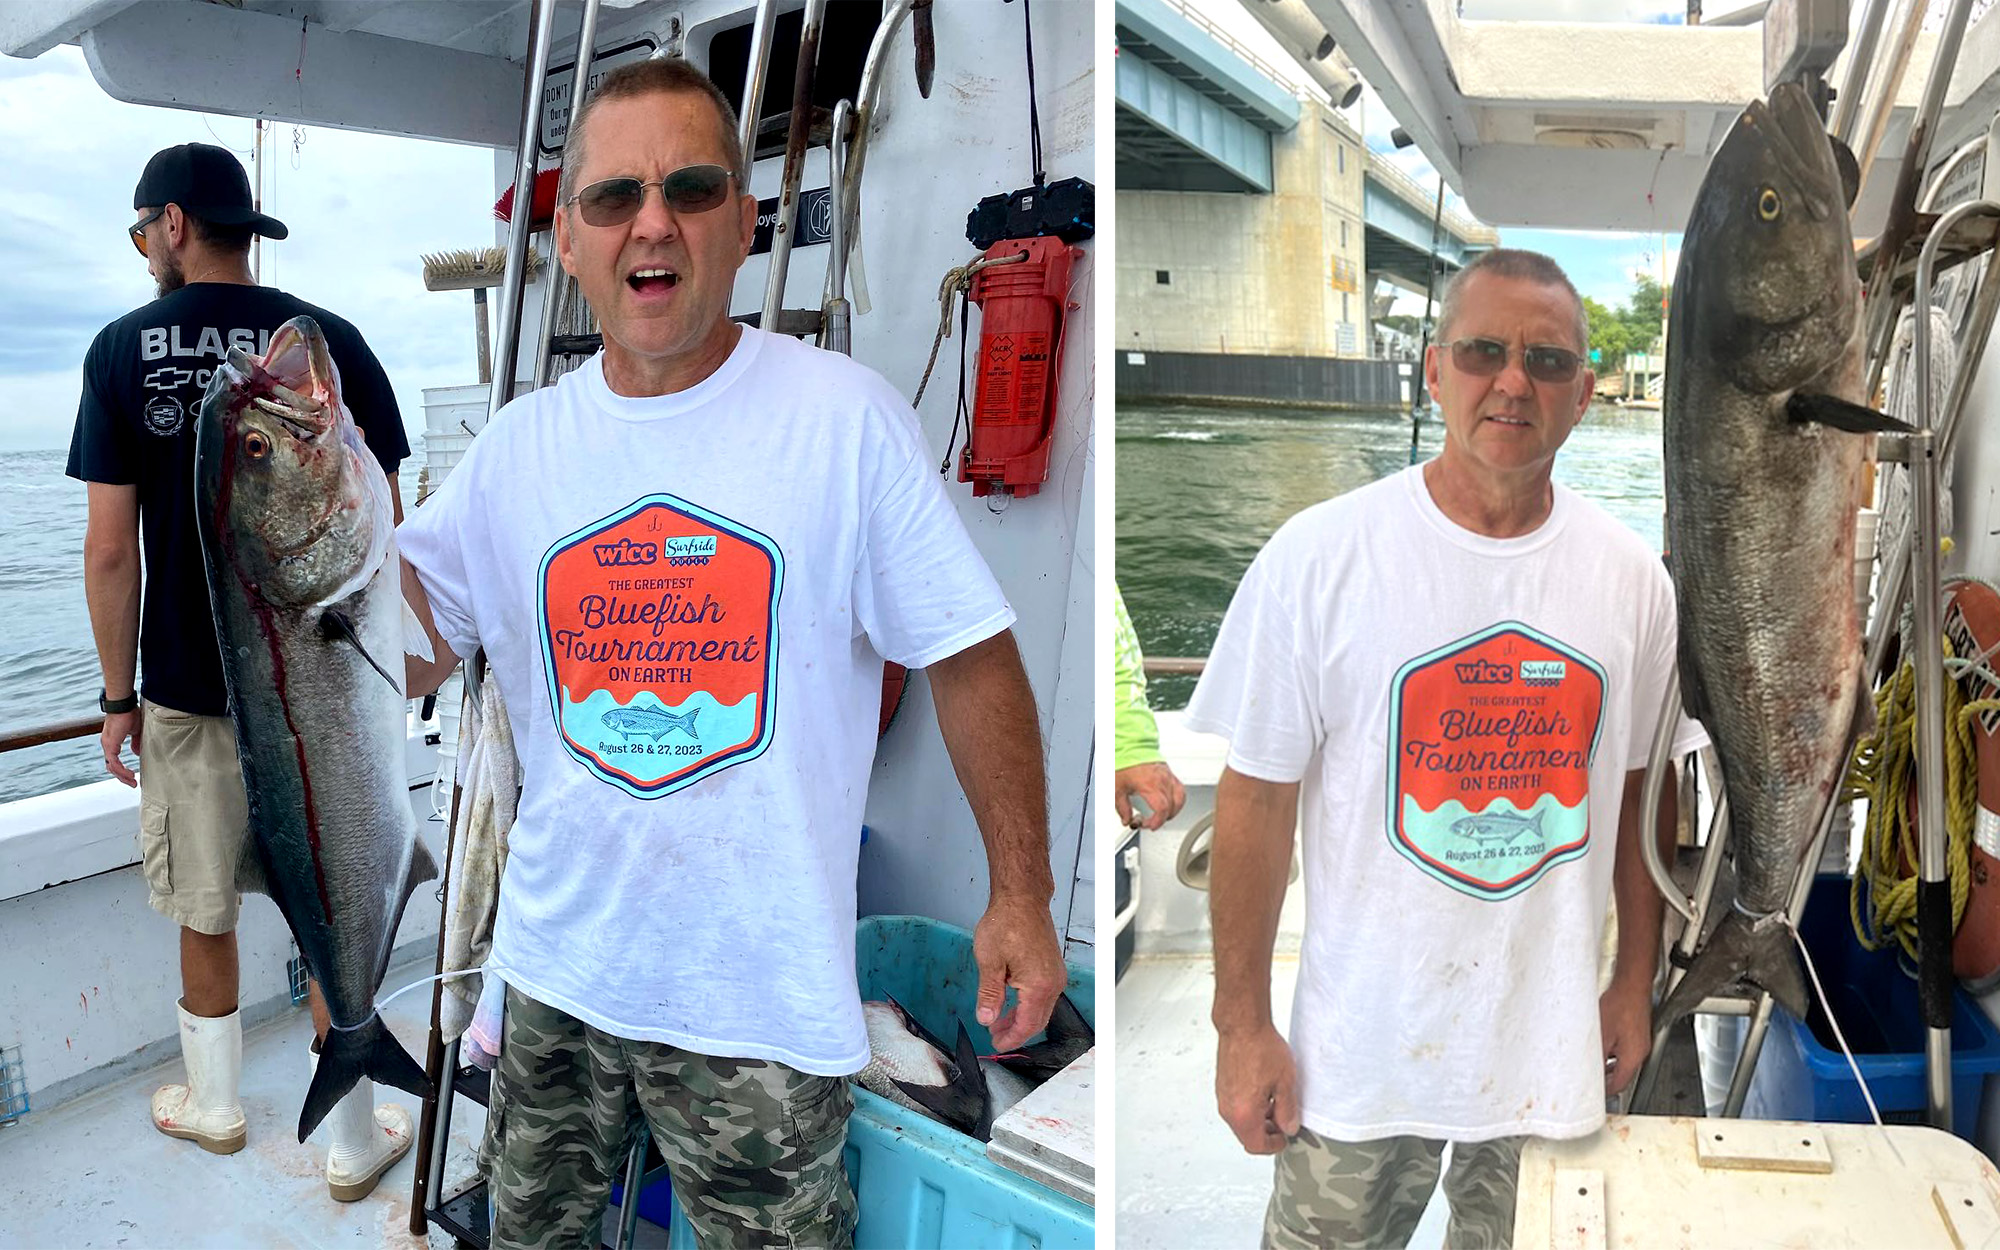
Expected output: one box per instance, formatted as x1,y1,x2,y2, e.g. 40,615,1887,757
1600,978,1654,1097
1115,761,1185,830
972,893,1067,1052
1217,1023,1301,1154
100,709,142,786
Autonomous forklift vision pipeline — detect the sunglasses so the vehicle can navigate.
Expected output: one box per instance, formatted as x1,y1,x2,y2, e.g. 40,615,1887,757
566,165,736,227
1443,337,1584,385
129,206,165,257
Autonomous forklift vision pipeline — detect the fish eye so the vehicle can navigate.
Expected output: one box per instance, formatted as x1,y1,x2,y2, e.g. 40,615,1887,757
1758,188,1782,221
244,430,270,459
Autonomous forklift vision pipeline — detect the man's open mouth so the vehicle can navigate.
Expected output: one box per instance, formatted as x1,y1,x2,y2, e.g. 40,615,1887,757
627,267,680,294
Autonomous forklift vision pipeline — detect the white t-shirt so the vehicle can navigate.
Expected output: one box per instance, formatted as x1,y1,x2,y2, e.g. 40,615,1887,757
399,327,1014,1074
1186,465,1704,1142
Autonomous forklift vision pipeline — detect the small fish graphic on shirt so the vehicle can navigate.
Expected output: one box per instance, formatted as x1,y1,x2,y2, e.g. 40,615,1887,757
601,706,701,742
1450,809,1544,848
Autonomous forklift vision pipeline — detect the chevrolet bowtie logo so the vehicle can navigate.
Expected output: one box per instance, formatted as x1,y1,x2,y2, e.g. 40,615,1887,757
143,366,195,391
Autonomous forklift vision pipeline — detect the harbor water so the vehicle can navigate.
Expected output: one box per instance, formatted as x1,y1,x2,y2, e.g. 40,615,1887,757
1116,401,1668,710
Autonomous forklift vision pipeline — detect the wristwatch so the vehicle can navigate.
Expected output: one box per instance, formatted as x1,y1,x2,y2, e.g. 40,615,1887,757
99,690,139,715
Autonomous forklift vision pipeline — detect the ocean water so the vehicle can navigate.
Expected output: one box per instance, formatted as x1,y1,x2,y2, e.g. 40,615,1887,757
1116,401,1667,710
0,446,426,806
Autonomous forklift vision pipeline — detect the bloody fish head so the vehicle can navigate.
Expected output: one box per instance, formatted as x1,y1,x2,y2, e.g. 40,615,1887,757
195,316,392,611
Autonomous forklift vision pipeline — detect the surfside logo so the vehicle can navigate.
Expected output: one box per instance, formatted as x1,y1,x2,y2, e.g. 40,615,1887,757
591,534,720,568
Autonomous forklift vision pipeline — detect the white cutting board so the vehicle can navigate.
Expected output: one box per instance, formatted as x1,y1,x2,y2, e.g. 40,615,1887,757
988,1047,1095,1205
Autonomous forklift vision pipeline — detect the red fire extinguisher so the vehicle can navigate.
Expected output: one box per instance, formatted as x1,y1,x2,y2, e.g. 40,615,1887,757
959,236,1082,498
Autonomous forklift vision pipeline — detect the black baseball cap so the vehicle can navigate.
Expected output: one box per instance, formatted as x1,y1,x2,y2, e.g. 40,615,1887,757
133,143,289,239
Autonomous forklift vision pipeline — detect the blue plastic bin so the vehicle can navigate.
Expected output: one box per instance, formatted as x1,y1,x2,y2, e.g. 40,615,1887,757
646,914,1095,1249
1745,875,2000,1139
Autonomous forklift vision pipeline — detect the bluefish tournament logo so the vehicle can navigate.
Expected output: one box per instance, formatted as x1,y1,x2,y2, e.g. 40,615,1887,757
1385,622,1606,899
539,494,782,799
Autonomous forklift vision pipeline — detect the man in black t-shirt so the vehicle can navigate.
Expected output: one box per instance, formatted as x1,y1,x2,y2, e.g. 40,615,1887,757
67,143,416,1203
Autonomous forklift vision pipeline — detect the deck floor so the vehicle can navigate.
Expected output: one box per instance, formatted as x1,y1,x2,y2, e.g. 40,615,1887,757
0,956,504,1249
1114,953,1449,1250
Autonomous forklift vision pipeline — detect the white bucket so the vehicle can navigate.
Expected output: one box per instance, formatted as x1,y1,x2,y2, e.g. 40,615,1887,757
425,430,475,481
423,384,490,437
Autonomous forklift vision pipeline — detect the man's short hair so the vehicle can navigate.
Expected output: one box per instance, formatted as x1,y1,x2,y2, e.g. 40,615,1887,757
557,58,748,209
189,215,254,255
1436,248,1590,355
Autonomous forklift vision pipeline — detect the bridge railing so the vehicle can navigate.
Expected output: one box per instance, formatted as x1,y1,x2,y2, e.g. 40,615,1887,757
1366,154,1501,247
1153,0,1317,103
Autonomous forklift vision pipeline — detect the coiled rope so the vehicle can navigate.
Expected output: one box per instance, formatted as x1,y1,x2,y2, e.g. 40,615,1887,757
1844,632,2000,959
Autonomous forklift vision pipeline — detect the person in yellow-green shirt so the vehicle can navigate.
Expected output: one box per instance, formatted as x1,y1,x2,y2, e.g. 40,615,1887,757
1114,584,1186,829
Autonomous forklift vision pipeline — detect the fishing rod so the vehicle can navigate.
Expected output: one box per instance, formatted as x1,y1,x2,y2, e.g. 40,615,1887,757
1409,174,1446,466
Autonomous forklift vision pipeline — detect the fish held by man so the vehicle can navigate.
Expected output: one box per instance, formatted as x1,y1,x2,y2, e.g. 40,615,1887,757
1658,82,1904,1025
193,315,438,1141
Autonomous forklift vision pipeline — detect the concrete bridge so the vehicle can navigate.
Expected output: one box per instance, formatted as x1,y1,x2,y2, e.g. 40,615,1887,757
1115,0,1496,293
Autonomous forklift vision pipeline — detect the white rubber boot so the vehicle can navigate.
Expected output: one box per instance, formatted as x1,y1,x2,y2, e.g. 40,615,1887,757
312,1041,414,1202
151,1003,247,1154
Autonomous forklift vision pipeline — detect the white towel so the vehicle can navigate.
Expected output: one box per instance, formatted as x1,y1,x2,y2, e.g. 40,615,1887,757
439,669,519,1043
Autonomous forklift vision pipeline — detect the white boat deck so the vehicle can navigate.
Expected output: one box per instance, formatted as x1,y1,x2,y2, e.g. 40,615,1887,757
1114,952,1450,1250
0,954,627,1250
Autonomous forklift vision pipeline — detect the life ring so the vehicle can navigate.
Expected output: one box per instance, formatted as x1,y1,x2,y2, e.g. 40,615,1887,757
1944,578,2000,988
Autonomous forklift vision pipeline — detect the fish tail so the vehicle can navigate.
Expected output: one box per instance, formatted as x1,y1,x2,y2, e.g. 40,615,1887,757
297,1012,432,1142
1656,911,1810,1027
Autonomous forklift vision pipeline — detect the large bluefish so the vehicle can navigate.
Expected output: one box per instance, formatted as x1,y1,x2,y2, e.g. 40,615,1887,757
194,316,438,1140
1658,84,1895,1024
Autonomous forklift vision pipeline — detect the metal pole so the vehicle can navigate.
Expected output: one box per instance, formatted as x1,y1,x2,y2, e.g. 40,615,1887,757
1909,199,1997,1130
533,0,603,392
737,0,780,176
1830,0,1889,145
1638,671,1698,927
821,99,853,355
1859,0,1978,402
761,0,829,330
1409,180,1447,465
613,1129,649,1249
489,0,560,420
835,0,922,294
1723,996,1777,1116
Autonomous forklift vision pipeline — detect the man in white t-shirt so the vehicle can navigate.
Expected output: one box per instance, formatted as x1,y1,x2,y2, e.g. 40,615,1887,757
1188,249,1703,1249
398,58,1067,1249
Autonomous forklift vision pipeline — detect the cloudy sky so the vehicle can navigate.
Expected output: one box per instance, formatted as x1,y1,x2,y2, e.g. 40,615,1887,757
0,44,499,454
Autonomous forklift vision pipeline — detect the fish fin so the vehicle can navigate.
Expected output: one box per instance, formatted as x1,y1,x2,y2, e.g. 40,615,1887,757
1042,992,1093,1046
1831,135,1860,209
319,609,401,694
1655,911,1810,1028
884,993,955,1058
297,1012,432,1142
401,592,434,665
1786,391,1912,435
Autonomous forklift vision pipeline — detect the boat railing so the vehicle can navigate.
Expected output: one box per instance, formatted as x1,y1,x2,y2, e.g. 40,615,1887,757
1141,656,1205,676
0,716,101,756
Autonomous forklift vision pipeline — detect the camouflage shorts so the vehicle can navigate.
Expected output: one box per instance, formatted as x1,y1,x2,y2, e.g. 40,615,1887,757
483,986,857,1249
1263,1127,1525,1250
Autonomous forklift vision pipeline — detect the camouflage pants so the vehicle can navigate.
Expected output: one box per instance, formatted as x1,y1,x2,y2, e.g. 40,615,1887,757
484,986,857,1249
1263,1127,1525,1250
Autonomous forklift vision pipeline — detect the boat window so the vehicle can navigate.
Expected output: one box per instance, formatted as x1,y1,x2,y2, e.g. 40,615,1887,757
706,3,886,164
1156,270,1171,285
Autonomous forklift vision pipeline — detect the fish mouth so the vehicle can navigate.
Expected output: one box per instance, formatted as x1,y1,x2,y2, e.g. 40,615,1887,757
1744,85,1837,221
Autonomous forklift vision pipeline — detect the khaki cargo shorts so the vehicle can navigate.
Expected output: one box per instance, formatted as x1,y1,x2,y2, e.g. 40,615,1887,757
137,702,259,935
1264,1127,1526,1250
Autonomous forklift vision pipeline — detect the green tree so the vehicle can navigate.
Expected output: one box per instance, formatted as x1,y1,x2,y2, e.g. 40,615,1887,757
1622,275,1671,354
1378,313,1421,338
1583,297,1632,367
